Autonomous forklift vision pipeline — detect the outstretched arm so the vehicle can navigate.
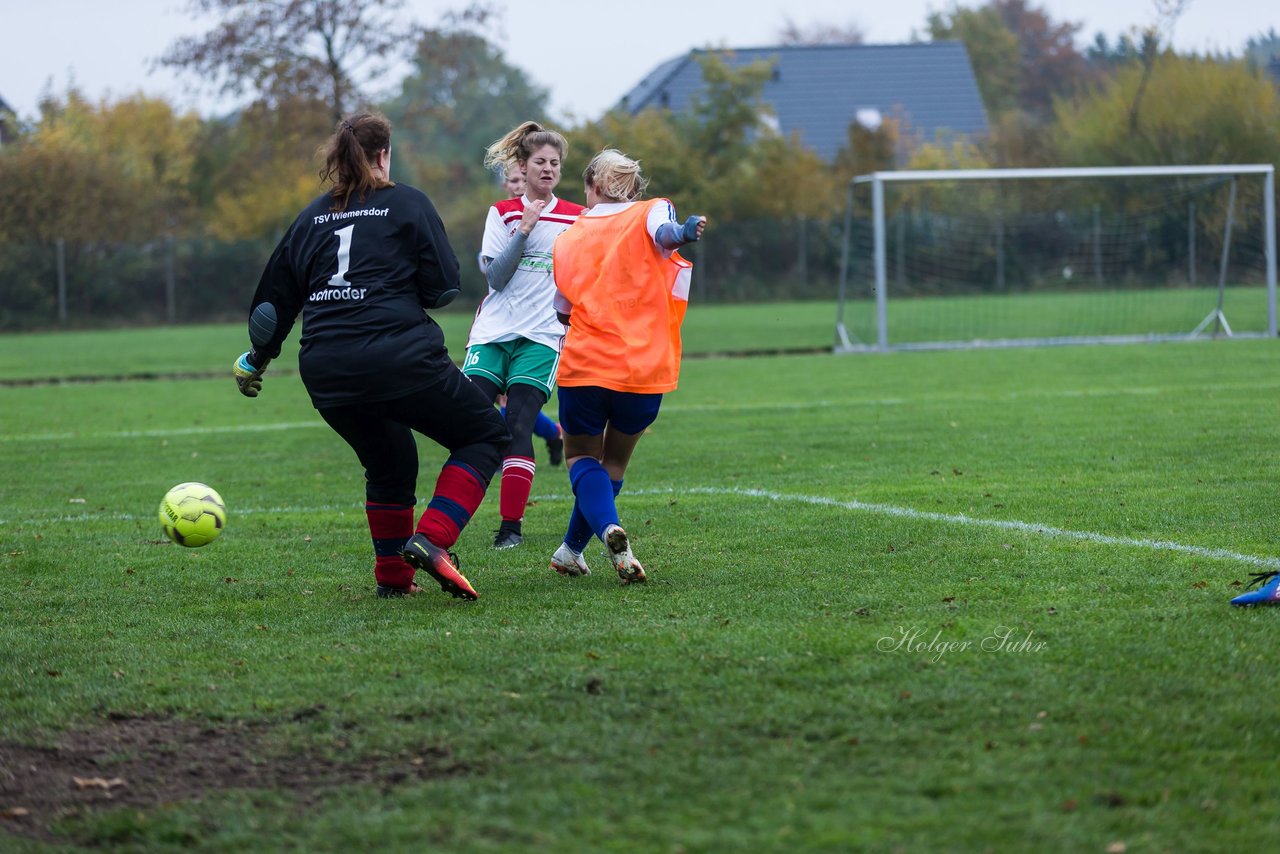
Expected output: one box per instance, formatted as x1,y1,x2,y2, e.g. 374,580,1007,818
655,215,706,249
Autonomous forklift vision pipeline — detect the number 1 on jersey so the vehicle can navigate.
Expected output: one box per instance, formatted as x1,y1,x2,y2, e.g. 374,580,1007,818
328,224,355,287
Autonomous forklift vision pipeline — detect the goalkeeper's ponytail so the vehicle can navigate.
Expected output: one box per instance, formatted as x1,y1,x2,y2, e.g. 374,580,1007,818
321,113,393,213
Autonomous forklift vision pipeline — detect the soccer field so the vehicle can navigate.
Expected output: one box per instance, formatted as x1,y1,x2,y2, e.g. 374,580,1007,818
1,311,1278,850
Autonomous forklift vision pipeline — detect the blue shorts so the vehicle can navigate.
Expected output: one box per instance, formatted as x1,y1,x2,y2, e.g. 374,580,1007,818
558,386,663,436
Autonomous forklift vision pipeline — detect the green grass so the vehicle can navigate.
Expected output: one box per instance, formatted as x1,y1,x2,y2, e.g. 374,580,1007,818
2,314,1279,851
0,302,838,381
5,286,1267,381
838,285,1270,347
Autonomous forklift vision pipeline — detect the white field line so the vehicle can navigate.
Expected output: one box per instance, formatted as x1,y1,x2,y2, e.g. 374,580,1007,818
0,421,327,443
3,485,1275,570
663,486,1280,570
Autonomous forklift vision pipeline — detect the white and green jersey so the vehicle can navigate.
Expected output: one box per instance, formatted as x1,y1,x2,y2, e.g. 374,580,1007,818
469,194,585,350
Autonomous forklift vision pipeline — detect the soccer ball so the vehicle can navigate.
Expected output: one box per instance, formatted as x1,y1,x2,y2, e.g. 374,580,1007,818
158,482,226,547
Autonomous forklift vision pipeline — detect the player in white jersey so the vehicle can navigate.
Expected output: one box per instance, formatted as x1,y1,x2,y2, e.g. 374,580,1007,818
478,163,566,470
465,121,584,550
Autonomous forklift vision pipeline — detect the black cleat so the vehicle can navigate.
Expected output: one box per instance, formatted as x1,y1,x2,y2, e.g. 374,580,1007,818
493,521,523,550
376,582,423,598
546,436,564,467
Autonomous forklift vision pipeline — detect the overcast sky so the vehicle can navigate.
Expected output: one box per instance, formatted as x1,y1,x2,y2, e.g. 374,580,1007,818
3,0,1275,122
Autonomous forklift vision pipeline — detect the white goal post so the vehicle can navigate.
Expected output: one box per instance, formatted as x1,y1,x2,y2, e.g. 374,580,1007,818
835,164,1278,352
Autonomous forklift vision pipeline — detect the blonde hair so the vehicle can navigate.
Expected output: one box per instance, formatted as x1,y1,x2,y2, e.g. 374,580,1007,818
483,120,568,172
320,112,393,212
583,149,648,202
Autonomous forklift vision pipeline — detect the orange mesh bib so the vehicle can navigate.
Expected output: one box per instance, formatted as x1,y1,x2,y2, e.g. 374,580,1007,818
553,199,691,393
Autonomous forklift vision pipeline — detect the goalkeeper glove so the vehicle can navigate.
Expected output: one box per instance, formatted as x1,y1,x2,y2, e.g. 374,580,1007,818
677,215,704,243
655,216,706,249
233,351,269,398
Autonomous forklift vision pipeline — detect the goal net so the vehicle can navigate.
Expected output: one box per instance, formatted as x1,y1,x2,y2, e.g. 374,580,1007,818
835,165,1277,352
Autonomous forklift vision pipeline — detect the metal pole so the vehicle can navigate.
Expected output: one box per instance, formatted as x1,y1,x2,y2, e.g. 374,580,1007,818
56,238,67,325
796,213,808,287
1266,167,1277,337
1215,178,1237,334
1188,201,1195,287
895,212,905,289
835,179,854,351
995,208,1005,290
1093,204,1103,285
165,237,177,324
873,176,888,351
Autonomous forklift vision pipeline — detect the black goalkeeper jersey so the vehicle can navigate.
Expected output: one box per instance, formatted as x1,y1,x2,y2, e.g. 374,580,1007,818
248,183,462,408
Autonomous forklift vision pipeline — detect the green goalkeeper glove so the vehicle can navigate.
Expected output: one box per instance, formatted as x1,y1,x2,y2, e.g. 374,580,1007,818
233,351,268,398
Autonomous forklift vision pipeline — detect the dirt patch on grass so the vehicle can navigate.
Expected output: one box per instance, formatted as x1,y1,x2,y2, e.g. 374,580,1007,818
0,711,467,843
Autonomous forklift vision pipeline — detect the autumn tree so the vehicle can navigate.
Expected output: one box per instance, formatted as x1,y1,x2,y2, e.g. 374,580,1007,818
777,18,865,45
0,89,200,242
383,25,548,204
0,89,205,325
156,0,492,123
1242,28,1280,67
927,0,1090,120
925,4,1020,117
1053,54,1280,168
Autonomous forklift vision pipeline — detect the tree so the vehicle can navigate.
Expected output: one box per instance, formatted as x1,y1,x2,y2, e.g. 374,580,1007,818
156,0,492,122
777,18,865,45
1052,54,1280,168
833,115,899,183
383,26,548,204
927,1,1090,119
199,98,333,241
0,89,201,242
926,4,1021,117
1243,28,1280,67
989,0,1090,115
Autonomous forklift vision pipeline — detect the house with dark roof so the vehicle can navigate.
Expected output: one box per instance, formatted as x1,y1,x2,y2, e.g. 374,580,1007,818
617,42,989,162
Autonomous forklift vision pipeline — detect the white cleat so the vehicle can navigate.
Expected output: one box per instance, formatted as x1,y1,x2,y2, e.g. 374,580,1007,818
603,524,646,584
550,543,591,577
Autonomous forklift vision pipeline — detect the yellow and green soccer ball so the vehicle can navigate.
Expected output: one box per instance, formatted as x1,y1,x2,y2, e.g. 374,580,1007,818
158,482,226,547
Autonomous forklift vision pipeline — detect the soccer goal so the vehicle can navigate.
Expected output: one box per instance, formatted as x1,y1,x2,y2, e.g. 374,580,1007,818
834,164,1277,352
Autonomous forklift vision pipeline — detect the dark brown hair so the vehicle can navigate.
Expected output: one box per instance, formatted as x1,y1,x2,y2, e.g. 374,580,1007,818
320,112,393,212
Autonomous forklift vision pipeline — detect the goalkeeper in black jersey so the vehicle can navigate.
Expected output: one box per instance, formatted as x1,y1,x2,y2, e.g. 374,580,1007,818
232,112,509,601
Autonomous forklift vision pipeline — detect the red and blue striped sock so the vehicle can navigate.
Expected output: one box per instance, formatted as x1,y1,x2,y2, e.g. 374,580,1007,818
416,461,487,549
366,502,414,588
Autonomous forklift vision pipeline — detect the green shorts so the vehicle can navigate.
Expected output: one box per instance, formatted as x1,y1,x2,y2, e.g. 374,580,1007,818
463,339,560,397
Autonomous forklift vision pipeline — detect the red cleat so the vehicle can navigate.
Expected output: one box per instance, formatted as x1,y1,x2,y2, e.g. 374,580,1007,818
400,533,479,600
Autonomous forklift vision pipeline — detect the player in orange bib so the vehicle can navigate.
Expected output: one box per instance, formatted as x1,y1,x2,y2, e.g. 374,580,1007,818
549,149,706,583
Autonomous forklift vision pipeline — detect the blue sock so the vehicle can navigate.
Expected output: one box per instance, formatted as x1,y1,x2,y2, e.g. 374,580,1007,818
568,459,620,542
533,411,559,441
565,478,622,553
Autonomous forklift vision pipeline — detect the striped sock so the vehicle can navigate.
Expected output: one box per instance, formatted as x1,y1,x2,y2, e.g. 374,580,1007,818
498,455,536,524
366,502,414,588
417,461,488,549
